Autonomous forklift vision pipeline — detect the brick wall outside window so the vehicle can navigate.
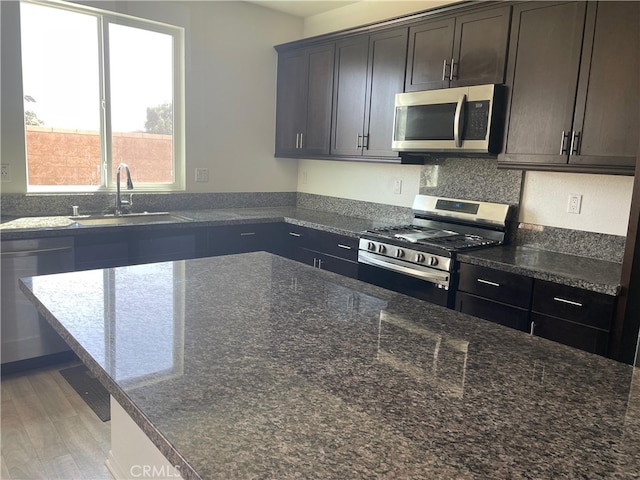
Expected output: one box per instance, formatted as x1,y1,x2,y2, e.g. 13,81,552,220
25,126,173,186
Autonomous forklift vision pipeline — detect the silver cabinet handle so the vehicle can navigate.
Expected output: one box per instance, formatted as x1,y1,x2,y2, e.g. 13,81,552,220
553,297,583,307
299,132,303,149
560,130,570,155
530,321,536,335
356,133,363,149
317,258,323,269
240,232,256,236
453,93,466,148
441,58,449,81
337,244,352,250
570,131,580,155
289,232,301,237
449,57,456,81
295,133,300,149
477,278,500,287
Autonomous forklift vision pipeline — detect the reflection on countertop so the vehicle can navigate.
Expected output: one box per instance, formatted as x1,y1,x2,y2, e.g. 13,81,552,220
19,252,640,480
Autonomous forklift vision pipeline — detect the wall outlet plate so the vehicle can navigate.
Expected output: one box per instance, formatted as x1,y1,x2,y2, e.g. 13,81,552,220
1,164,11,182
567,193,582,214
195,168,209,182
393,179,402,195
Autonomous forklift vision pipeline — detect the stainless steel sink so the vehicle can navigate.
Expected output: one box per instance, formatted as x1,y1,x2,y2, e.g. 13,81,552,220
70,212,191,226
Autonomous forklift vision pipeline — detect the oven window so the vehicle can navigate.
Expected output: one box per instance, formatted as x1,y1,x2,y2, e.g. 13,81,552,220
399,103,456,141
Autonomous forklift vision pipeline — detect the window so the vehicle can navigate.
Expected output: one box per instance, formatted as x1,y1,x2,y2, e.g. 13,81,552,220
20,1,185,192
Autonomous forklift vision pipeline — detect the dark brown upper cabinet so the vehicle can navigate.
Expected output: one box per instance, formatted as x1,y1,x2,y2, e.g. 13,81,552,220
274,43,334,157
331,28,409,159
405,6,511,92
499,1,639,174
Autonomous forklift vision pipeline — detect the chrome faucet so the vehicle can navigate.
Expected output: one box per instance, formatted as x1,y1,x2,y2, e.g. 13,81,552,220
115,163,134,215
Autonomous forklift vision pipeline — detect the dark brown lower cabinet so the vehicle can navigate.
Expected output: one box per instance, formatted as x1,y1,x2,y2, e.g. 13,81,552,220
530,312,610,356
530,279,615,356
296,248,358,279
281,224,359,279
456,262,616,356
456,291,530,332
208,223,280,256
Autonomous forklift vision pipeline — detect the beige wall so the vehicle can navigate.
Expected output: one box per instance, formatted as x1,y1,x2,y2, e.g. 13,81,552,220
0,0,303,194
298,0,634,236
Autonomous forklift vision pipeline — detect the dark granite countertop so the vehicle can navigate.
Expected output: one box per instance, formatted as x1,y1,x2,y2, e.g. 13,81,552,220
20,252,640,480
0,206,391,239
458,245,622,296
2,208,622,295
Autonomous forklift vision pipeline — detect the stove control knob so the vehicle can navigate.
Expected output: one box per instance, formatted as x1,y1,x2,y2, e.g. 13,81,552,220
367,242,376,251
395,249,405,258
428,257,439,266
377,244,386,254
416,253,426,263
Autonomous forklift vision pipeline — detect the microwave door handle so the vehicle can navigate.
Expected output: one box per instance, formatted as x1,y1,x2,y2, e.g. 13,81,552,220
454,93,466,148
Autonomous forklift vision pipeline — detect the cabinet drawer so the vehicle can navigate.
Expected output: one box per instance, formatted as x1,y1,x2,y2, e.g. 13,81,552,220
455,291,530,332
297,249,358,279
531,312,610,356
285,225,358,261
458,263,533,308
209,223,277,256
531,280,615,331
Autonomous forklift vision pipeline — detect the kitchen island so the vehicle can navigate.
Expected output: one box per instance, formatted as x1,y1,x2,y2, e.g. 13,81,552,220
19,252,640,479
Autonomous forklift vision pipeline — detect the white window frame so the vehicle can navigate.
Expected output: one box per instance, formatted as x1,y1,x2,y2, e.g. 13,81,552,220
22,0,186,193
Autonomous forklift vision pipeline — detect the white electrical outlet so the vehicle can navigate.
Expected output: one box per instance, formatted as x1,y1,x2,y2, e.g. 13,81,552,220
567,193,582,214
393,179,402,195
195,168,209,182
1,164,11,182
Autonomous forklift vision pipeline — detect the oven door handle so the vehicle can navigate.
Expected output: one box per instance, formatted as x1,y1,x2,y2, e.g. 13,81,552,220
358,251,450,288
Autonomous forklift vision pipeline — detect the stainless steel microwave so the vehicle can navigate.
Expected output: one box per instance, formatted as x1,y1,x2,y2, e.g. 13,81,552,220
392,84,505,154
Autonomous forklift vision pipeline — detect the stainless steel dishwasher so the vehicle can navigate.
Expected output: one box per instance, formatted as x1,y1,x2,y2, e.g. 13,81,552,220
1,237,75,367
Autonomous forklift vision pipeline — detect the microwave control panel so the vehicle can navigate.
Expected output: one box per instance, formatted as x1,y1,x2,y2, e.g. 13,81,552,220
464,101,490,140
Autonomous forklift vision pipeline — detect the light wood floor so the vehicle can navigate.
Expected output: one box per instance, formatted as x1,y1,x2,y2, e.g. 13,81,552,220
1,362,112,480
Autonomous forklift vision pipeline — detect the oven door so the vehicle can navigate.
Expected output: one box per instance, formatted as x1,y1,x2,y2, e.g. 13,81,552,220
357,252,454,307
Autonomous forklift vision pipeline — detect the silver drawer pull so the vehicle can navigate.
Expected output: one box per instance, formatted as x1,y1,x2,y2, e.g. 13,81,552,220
337,244,352,250
477,278,500,287
553,297,583,307
240,232,256,236
289,232,301,237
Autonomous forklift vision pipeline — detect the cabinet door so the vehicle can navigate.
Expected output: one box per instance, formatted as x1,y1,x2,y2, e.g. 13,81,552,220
131,229,204,265
364,28,408,158
570,1,639,172
451,6,511,88
331,36,369,157
297,249,359,279
275,44,334,157
500,2,587,166
275,49,307,156
302,44,335,155
531,312,610,356
456,291,530,332
74,232,130,270
405,18,455,92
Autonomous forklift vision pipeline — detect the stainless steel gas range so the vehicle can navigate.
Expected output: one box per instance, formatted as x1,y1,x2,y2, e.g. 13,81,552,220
358,195,511,307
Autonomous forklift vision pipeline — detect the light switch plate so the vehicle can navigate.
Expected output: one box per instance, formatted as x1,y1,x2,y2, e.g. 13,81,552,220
195,168,209,182
1,164,11,182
